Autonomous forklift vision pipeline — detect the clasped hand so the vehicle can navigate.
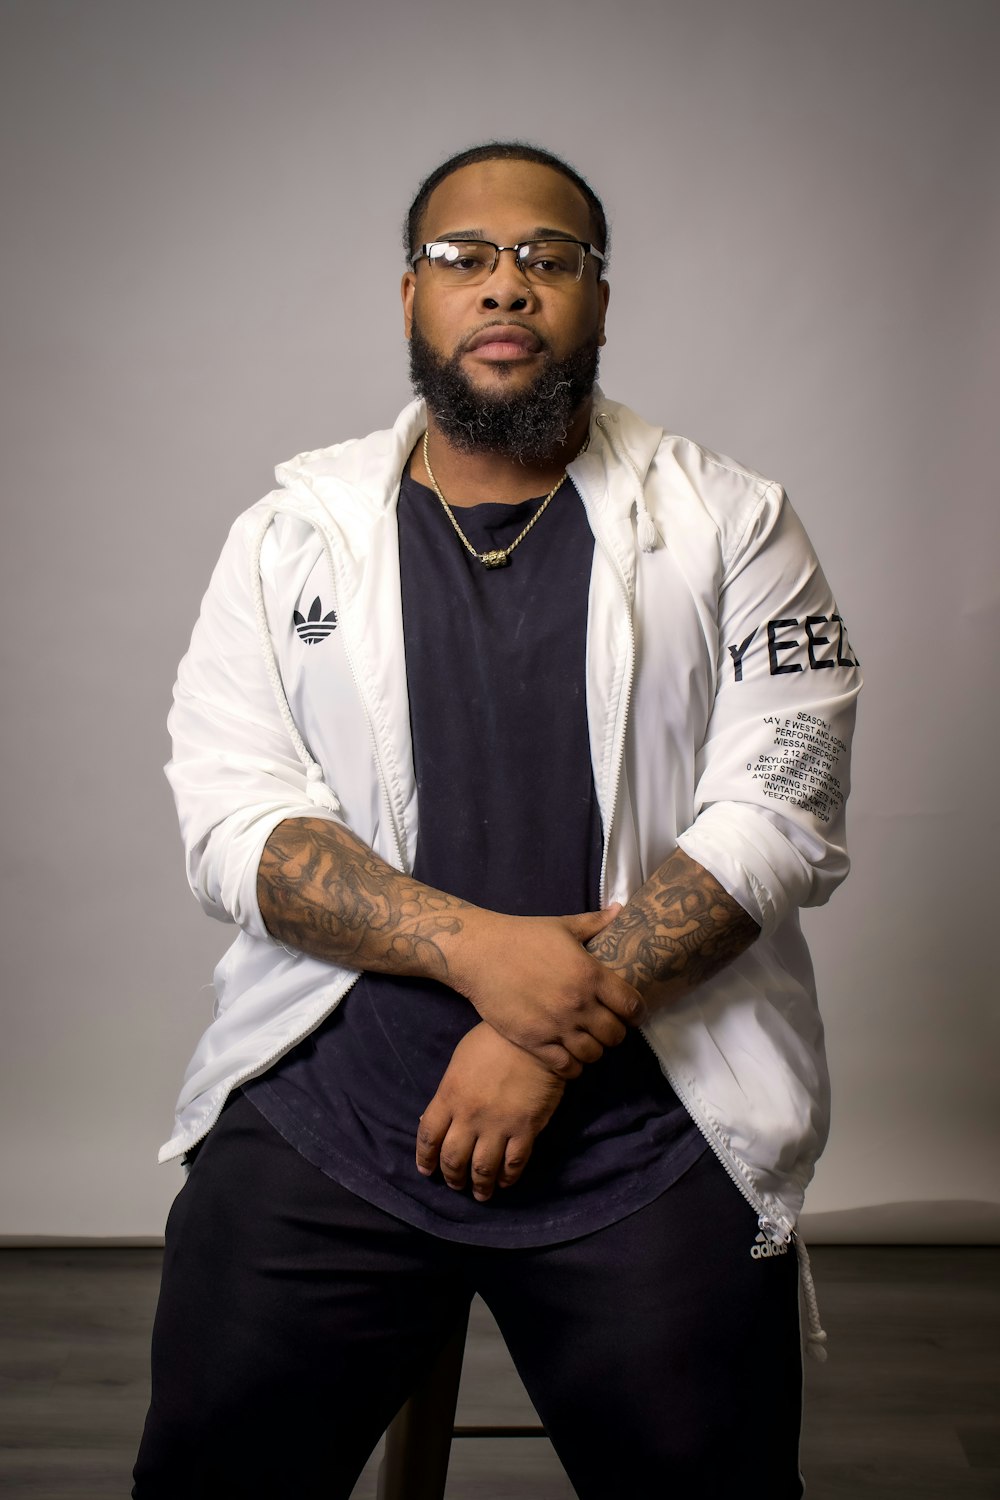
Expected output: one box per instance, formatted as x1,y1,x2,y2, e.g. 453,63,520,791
416,1023,566,1201
416,906,642,1202
449,906,644,1079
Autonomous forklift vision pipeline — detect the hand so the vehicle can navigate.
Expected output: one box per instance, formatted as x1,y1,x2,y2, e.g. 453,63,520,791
448,907,645,1079
415,1023,567,1202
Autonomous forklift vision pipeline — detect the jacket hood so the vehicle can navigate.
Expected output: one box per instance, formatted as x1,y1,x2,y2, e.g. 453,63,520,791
273,399,428,515
272,389,665,549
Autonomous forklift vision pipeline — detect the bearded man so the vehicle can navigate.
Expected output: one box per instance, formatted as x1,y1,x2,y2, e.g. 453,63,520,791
133,142,861,1499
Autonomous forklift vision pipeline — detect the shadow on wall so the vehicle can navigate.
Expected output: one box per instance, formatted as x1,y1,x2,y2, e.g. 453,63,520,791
800,1200,1000,1244
3,1202,998,1249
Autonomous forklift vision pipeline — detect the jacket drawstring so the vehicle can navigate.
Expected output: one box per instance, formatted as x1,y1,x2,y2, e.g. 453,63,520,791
249,508,342,814
795,1234,829,1362
595,410,659,553
758,1213,828,1361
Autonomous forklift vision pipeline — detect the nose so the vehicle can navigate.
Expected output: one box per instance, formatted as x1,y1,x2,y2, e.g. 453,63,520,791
479,247,536,313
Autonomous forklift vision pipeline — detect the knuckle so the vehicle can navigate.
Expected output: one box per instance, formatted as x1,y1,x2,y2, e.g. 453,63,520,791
439,1151,464,1173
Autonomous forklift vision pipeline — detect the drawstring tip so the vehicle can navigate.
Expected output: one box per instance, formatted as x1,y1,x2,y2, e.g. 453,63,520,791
305,763,341,813
636,509,658,553
806,1331,828,1363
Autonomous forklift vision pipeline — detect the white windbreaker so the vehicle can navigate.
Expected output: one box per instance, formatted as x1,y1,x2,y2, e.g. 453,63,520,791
163,392,860,1337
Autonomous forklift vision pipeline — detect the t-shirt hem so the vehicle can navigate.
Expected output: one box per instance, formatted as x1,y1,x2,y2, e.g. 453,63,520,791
243,1080,708,1250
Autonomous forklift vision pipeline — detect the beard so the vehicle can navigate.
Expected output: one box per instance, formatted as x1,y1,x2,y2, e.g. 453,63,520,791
408,319,601,464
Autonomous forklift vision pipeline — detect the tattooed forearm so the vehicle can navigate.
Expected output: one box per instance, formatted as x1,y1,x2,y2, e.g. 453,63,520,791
257,817,473,980
586,848,760,1001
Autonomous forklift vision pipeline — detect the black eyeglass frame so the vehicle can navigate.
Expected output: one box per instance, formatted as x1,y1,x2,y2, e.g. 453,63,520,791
409,238,606,282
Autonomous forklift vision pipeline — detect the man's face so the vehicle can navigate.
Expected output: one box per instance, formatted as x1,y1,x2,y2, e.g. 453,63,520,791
401,159,609,460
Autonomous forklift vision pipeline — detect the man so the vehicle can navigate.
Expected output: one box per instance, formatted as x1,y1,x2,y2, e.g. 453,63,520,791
133,143,860,1498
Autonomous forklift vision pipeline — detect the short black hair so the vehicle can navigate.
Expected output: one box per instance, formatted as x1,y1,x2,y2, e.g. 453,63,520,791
404,141,609,269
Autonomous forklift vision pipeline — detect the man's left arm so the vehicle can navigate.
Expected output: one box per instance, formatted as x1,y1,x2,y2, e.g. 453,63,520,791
583,845,759,996
415,848,758,1199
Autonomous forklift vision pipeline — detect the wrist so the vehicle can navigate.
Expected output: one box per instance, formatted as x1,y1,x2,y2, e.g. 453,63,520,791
427,900,492,994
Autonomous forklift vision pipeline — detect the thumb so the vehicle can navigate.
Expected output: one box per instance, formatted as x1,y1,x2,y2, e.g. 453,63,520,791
560,904,623,944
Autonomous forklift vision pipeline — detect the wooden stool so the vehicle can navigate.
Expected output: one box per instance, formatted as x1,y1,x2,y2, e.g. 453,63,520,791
376,1302,547,1500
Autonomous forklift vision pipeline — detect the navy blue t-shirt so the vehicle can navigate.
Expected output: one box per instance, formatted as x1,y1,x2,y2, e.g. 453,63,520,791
244,471,704,1245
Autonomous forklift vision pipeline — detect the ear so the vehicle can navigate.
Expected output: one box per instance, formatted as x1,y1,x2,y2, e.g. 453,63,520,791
597,277,610,348
401,271,416,339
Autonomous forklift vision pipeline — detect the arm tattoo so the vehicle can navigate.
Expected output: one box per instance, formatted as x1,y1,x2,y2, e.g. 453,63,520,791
586,847,760,996
257,817,472,981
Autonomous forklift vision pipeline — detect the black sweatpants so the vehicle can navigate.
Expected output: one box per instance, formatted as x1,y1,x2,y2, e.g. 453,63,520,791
132,1091,804,1499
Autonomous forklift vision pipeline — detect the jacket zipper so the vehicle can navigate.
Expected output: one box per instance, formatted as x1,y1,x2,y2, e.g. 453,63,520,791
643,1047,777,1228
323,530,410,877
582,514,636,914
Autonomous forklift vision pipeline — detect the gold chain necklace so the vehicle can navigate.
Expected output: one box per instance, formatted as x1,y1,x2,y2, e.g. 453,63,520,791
421,430,581,570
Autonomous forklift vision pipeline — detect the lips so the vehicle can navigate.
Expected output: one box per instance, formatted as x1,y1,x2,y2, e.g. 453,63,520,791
465,324,543,356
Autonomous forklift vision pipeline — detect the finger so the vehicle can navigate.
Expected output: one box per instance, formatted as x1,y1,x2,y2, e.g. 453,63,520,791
549,995,628,1057
438,1125,477,1191
595,971,647,1026
469,1139,506,1203
536,1042,584,1080
582,1008,628,1050
498,1134,536,1190
415,1100,450,1177
560,905,622,944
561,1030,605,1066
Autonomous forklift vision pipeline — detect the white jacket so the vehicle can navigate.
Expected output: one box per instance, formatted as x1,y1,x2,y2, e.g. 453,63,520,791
163,392,860,1279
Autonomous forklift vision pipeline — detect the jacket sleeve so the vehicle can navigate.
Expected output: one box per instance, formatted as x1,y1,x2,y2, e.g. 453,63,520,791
165,507,343,940
676,480,862,936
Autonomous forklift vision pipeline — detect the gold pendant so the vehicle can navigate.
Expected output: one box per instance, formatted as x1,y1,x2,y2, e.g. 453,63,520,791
479,550,510,569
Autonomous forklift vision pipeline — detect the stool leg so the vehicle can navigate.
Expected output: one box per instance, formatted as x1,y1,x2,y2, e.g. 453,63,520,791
376,1303,471,1500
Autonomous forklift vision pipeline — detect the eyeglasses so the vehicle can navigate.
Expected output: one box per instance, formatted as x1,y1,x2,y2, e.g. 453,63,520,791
409,238,605,286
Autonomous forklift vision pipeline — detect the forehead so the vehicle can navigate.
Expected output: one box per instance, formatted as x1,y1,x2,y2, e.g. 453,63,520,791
420,159,592,242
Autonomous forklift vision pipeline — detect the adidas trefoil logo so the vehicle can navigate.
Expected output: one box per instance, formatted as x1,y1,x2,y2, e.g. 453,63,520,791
750,1230,790,1261
293,596,338,645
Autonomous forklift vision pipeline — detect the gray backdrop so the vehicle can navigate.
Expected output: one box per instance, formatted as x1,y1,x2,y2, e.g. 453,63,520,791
2,0,997,1241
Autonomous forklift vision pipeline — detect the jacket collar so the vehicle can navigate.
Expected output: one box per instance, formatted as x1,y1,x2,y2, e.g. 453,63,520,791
272,388,664,545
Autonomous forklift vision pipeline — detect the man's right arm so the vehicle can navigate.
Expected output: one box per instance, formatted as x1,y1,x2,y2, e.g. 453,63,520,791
257,815,644,1078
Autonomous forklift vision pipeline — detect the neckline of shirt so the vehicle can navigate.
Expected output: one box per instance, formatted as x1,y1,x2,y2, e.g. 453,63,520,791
401,470,571,517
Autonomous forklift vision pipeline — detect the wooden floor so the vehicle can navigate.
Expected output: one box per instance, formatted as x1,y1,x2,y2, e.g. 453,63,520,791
0,1246,997,1498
